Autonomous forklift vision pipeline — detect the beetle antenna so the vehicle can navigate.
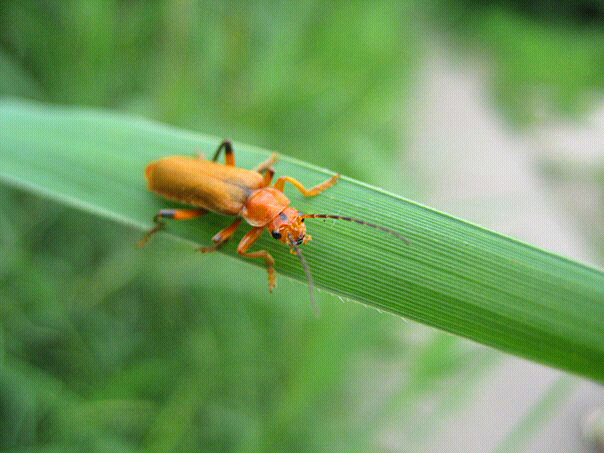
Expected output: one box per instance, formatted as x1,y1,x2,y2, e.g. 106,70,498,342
300,214,410,245
289,235,319,318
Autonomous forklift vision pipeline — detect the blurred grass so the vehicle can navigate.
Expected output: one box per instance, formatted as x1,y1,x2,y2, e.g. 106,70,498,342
2,0,604,451
0,0,416,185
432,0,604,124
0,182,490,451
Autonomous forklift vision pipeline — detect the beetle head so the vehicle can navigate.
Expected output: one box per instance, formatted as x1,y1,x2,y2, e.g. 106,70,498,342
268,207,311,249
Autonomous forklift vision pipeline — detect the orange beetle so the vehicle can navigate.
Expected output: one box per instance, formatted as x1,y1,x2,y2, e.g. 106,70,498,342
139,140,408,314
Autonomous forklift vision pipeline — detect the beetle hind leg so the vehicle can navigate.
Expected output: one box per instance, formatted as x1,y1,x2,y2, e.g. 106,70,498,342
211,140,235,166
137,208,207,247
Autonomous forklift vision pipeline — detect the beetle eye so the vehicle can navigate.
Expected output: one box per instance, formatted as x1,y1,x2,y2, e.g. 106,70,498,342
271,231,282,239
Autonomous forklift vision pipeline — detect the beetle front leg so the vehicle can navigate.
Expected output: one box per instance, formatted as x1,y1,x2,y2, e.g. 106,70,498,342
197,218,242,253
237,227,276,292
137,208,208,247
274,174,339,197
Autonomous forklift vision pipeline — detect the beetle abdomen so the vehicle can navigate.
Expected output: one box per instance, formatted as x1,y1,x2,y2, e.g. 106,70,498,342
145,157,265,216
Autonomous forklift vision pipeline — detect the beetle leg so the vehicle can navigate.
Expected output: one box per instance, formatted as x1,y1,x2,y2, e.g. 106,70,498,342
197,218,242,253
137,208,207,247
252,153,278,173
211,139,235,166
274,174,339,197
253,153,278,187
260,168,275,187
237,227,276,292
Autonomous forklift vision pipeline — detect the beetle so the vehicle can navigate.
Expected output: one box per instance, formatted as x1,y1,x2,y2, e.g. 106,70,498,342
138,140,409,314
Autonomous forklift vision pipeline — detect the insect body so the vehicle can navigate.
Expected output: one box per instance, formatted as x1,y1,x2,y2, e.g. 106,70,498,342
139,140,408,314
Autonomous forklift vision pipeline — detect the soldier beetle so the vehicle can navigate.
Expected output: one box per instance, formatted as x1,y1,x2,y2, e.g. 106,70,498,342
138,140,409,315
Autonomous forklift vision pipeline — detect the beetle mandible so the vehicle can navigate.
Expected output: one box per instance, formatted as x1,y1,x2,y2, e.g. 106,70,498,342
138,140,409,314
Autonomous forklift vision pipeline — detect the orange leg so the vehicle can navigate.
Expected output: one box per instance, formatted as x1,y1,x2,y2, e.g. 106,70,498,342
274,174,339,197
252,153,278,173
197,218,242,253
237,227,276,292
138,208,208,247
253,153,278,187
261,168,275,187
211,140,235,166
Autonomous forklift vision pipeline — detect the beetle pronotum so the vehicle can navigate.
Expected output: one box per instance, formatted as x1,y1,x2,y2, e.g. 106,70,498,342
139,140,409,314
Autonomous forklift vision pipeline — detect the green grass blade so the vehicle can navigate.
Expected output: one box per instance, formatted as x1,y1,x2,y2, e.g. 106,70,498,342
1,99,603,382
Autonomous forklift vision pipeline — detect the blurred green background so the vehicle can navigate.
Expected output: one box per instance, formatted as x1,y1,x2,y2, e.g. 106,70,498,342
1,1,604,451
